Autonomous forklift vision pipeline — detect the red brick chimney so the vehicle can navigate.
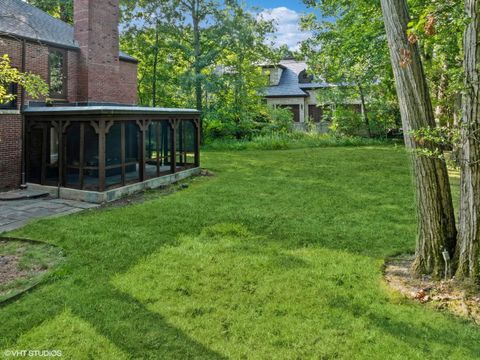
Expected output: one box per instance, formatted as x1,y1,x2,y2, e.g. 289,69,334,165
74,0,121,103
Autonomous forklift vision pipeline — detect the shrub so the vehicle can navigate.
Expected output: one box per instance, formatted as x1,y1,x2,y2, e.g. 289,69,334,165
203,132,394,151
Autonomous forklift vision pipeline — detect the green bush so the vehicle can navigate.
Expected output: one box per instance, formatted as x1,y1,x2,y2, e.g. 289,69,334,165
203,132,394,151
203,105,295,141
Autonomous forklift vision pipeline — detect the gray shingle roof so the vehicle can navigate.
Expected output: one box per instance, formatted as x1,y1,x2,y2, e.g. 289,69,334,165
263,60,329,98
0,0,136,62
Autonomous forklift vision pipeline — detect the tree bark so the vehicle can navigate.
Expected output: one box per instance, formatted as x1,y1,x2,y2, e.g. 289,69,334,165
455,0,480,280
380,0,457,277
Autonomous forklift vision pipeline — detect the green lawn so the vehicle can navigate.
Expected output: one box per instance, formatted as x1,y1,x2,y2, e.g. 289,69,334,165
1,146,479,359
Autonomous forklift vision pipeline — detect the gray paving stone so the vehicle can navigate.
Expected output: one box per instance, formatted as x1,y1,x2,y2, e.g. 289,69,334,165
0,218,16,226
0,197,99,233
0,220,27,234
2,211,30,221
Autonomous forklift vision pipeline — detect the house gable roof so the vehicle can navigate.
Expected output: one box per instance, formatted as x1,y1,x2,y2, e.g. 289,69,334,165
263,60,330,98
0,0,137,63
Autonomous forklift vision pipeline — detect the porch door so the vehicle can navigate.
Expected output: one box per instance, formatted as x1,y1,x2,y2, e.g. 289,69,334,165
28,128,44,183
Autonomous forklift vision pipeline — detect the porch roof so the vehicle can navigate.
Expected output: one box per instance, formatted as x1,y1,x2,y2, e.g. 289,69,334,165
23,106,201,116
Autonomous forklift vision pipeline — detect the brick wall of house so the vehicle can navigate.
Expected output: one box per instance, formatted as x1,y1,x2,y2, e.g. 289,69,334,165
120,60,138,105
0,37,25,190
0,114,22,190
0,35,80,104
0,0,139,191
0,37,82,190
74,0,129,103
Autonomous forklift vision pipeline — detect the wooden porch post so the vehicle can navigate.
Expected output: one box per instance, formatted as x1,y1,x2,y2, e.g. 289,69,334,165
136,119,149,182
194,118,201,168
58,120,64,188
170,119,177,174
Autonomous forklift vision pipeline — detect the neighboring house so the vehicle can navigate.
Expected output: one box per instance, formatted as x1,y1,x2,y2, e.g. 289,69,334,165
0,0,200,201
262,58,363,131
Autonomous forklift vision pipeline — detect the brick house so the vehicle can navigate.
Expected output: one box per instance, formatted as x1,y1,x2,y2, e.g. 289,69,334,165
0,0,200,200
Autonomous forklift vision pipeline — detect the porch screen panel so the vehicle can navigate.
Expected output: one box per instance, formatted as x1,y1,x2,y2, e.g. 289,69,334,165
176,120,196,171
83,123,99,191
125,121,140,183
145,121,172,179
105,123,122,188
65,123,81,188
145,122,158,179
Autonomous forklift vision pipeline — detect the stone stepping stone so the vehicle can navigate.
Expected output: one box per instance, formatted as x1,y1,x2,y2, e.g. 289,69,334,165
0,190,50,201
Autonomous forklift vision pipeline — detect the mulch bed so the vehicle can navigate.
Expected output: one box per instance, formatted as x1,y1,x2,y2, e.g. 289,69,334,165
384,255,480,324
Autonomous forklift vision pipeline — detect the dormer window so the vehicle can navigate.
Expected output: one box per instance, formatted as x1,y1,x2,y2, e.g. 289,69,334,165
49,48,67,99
298,70,314,84
0,83,18,109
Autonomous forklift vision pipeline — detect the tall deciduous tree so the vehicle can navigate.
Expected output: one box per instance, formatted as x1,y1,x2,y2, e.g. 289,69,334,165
207,4,275,138
455,0,480,279
380,0,457,277
26,0,73,23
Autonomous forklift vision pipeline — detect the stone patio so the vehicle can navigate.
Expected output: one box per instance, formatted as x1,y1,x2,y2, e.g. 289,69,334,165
0,197,98,233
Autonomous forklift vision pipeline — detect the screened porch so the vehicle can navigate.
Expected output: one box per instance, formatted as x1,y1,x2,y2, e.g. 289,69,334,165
24,106,201,193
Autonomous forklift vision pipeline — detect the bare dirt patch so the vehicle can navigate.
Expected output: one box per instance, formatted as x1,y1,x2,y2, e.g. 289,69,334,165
0,238,64,303
0,253,27,285
385,255,480,324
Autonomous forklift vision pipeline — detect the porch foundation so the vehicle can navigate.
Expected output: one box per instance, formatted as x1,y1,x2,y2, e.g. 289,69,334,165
27,167,201,204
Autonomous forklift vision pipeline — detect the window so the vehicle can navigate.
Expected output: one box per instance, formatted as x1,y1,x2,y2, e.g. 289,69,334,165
49,49,67,98
298,70,314,84
0,83,18,109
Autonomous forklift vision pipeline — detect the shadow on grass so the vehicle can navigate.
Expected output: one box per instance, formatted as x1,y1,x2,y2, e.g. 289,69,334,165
327,294,480,358
1,276,226,359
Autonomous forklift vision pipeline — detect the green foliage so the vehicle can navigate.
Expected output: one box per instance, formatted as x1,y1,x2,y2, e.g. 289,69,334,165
1,148,478,358
0,55,48,104
301,0,400,137
411,126,462,167
122,1,278,140
406,0,465,127
25,0,73,23
262,106,295,134
203,132,393,151
328,105,364,136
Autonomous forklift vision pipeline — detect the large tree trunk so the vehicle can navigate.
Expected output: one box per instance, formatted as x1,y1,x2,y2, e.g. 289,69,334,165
380,0,457,277
192,1,204,142
455,0,480,280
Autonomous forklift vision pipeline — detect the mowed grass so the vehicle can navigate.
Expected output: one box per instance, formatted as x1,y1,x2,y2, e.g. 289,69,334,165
1,146,479,359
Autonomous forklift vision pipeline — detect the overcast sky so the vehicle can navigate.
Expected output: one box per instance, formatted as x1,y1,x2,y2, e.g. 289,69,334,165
245,0,315,50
